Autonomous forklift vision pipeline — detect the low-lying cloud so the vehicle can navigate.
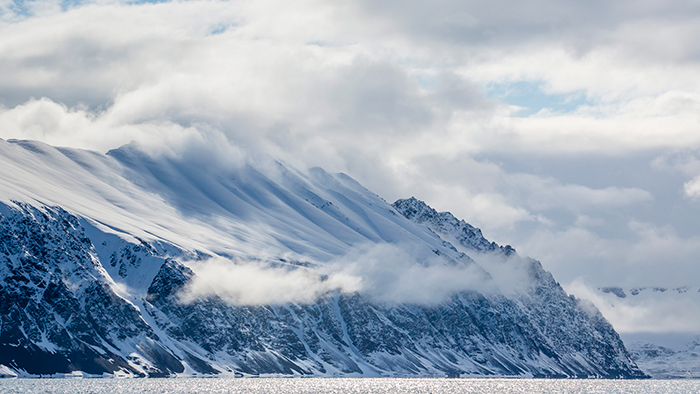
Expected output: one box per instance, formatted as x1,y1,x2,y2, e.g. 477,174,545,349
469,252,534,297
327,243,495,304
181,258,361,305
181,243,496,305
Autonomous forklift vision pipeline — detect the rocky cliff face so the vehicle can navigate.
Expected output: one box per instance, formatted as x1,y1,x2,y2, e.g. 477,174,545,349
0,199,646,378
0,139,646,378
392,197,644,379
0,203,176,377
392,197,515,256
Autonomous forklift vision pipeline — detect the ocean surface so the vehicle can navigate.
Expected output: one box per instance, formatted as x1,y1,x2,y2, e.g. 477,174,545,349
0,378,699,394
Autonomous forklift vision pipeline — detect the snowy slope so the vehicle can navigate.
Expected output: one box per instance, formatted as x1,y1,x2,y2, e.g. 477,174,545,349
0,139,462,263
0,138,646,378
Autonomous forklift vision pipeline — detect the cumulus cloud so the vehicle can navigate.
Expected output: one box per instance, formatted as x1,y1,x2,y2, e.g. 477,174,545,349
652,149,700,177
2,0,699,160
355,0,700,52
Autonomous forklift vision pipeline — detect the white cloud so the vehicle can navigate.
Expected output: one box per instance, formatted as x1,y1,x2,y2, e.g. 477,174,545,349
566,280,700,334
650,150,700,201
652,150,700,177
519,221,700,289
574,214,605,228
685,176,700,199
0,97,214,154
183,243,497,305
359,152,654,248
328,243,495,304
182,257,361,305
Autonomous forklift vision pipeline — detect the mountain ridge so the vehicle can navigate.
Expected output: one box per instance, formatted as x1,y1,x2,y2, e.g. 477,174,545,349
0,139,646,378
627,339,700,379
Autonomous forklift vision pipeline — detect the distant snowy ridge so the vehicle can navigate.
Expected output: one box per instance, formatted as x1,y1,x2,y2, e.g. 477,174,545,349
591,285,700,336
591,284,700,378
0,139,646,378
598,286,700,298
627,339,700,379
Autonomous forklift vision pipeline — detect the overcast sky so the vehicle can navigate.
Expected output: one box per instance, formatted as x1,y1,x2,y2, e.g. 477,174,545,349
2,0,700,332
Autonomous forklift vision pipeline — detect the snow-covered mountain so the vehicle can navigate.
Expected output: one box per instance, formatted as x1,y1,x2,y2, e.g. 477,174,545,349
627,339,700,379
0,138,646,378
591,286,700,378
598,286,700,299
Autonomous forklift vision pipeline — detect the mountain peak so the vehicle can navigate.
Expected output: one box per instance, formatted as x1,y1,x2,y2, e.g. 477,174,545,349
393,197,515,256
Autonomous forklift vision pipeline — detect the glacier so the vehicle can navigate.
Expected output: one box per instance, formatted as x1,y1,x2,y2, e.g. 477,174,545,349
0,138,646,378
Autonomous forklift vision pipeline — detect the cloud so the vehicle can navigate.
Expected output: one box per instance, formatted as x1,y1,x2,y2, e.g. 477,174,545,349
567,280,700,333
652,149,700,177
519,221,700,289
327,243,496,304
355,0,700,65
1,0,697,159
0,97,232,157
362,152,654,248
469,253,539,297
651,149,700,200
684,176,700,199
182,243,497,305
1,0,699,167
181,257,361,305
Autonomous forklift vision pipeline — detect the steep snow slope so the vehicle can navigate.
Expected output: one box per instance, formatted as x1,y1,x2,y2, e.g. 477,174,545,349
0,139,462,263
0,139,646,378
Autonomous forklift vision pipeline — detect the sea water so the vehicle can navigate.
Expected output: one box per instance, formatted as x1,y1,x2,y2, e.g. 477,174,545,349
1,378,699,394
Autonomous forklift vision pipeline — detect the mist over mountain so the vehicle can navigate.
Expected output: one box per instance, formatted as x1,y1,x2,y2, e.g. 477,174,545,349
0,138,646,378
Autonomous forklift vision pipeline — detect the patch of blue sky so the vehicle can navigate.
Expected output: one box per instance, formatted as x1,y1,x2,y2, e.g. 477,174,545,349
5,0,78,18
11,0,91,17
414,73,439,90
306,40,329,47
4,0,171,18
209,22,236,35
486,80,590,117
59,0,92,11
6,0,32,17
125,0,172,4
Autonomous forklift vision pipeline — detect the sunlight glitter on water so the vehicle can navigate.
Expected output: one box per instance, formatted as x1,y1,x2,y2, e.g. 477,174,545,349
1,378,700,394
